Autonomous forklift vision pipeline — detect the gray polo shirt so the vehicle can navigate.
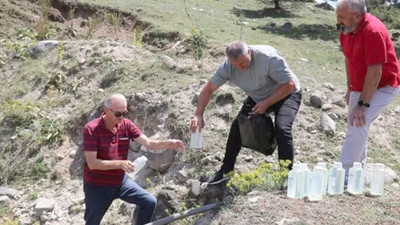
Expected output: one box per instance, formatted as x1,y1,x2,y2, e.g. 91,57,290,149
210,45,300,103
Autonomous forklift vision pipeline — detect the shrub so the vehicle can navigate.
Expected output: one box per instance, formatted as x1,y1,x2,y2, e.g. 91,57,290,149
370,6,400,29
227,160,290,194
189,27,207,60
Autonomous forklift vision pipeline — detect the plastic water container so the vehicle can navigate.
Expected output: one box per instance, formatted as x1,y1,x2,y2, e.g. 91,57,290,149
370,163,385,196
316,162,329,195
308,164,328,201
287,163,301,198
347,162,365,195
296,163,309,199
328,162,345,195
190,127,203,149
130,156,148,177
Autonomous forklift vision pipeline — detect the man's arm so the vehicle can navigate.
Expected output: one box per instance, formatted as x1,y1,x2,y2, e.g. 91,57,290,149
134,134,185,151
84,151,134,172
190,81,220,132
349,63,382,127
252,78,296,114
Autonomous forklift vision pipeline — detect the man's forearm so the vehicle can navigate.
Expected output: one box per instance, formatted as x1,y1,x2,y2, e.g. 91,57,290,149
262,79,295,109
194,88,213,116
360,64,382,103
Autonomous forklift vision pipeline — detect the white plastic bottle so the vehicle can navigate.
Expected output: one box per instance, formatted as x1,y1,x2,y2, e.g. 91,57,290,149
370,163,385,196
347,162,365,195
316,162,329,195
308,163,327,201
190,126,203,149
130,156,148,177
328,162,345,195
287,163,301,198
296,163,309,199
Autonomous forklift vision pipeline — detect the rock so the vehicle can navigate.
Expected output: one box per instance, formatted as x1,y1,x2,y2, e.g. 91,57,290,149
69,149,77,159
282,22,293,30
323,82,335,91
276,217,301,225
310,91,323,108
315,2,334,11
330,95,346,108
321,113,336,134
0,195,10,205
0,187,19,199
146,149,176,173
321,103,333,111
157,189,180,211
28,40,59,58
392,183,399,188
175,169,189,184
190,180,201,196
34,198,56,216
268,22,277,28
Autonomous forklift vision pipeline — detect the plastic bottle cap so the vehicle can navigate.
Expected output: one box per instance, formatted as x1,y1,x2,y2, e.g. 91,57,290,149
353,162,362,169
316,162,326,168
374,163,385,170
333,162,342,168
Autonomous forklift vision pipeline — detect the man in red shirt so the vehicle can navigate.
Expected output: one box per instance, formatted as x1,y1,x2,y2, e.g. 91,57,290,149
83,93,185,225
336,0,400,177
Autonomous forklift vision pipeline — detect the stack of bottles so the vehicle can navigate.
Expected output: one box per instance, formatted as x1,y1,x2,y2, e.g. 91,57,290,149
287,162,385,201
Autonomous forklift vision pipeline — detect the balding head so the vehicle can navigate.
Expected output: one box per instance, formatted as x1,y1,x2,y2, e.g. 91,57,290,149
337,0,367,15
104,93,127,109
225,41,249,60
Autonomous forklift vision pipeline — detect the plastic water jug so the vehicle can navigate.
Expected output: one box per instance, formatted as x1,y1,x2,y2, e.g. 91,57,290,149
308,163,328,201
130,156,147,177
295,163,309,199
328,162,345,195
287,163,301,198
316,162,329,195
190,126,203,149
347,162,365,195
370,163,385,196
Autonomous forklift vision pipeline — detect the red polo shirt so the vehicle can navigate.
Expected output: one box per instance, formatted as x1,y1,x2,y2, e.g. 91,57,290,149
340,13,400,91
83,115,142,187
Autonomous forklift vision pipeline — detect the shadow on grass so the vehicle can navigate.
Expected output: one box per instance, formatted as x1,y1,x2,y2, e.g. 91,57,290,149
231,7,296,19
257,23,339,41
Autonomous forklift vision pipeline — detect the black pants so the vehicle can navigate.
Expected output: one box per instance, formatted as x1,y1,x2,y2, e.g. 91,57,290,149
221,90,302,172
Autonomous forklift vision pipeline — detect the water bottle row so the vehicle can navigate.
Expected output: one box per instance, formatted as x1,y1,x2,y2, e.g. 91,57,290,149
287,162,385,201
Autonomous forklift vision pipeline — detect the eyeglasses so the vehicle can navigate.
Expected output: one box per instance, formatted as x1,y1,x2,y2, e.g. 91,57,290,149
108,108,128,117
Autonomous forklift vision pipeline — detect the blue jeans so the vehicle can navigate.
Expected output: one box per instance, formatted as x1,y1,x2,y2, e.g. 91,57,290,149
222,90,302,171
84,174,157,225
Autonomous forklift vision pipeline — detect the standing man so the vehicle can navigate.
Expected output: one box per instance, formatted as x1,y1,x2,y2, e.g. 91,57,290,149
83,93,185,225
336,0,400,173
190,40,302,184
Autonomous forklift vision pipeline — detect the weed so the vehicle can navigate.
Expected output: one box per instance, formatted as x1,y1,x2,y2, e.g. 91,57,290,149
71,76,84,94
227,160,290,194
105,12,121,36
68,7,75,27
36,0,51,40
0,99,38,130
132,27,143,47
28,189,39,201
189,27,207,60
85,14,103,39
56,43,65,65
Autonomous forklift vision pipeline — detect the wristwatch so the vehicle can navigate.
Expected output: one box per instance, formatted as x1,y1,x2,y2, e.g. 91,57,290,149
358,100,370,108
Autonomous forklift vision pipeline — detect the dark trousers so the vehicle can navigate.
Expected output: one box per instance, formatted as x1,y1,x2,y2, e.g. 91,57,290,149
222,90,302,172
84,174,157,225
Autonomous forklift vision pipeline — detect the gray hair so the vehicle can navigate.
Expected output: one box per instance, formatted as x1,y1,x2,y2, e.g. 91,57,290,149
337,0,367,15
225,41,249,60
104,93,126,108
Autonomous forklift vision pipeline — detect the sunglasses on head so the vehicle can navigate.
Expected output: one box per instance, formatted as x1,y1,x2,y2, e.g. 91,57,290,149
109,108,128,117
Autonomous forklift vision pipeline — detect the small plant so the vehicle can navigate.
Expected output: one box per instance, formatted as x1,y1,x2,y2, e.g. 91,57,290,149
227,160,290,195
28,189,39,201
39,118,65,147
68,6,75,27
105,12,121,36
56,42,65,65
0,99,38,129
71,76,84,93
36,0,51,40
189,27,207,60
132,27,143,47
85,14,103,39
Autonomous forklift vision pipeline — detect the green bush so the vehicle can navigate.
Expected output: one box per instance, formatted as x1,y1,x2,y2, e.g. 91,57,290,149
189,28,207,60
370,6,400,29
0,99,38,130
227,160,290,195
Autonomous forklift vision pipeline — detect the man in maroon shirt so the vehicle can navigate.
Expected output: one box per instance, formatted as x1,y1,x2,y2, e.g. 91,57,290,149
83,93,185,225
336,0,400,178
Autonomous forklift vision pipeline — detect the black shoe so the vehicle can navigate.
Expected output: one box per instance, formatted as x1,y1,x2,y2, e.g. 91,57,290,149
208,169,231,185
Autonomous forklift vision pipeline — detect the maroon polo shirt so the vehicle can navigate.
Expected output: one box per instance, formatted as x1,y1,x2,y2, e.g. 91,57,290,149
83,115,142,186
340,13,400,91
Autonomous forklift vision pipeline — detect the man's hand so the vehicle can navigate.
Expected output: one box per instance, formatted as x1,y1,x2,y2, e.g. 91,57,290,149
350,105,366,127
190,114,205,132
252,100,269,115
120,160,135,173
167,139,185,152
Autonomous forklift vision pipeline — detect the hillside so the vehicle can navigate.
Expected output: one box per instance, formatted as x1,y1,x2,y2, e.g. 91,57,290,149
0,0,400,224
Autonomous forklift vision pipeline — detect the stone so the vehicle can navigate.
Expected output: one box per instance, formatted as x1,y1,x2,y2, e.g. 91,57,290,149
190,180,201,196
310,91,323,108
321,113,336,134
0,195,10,205
321,103,333,111
0,187,19,199
34,198,56,216
146,149,176,173
28,40,59,58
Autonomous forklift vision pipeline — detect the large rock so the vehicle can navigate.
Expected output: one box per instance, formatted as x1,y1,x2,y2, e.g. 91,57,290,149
0,187,19,199
34,198,56,216
310,91,323,108
320,113,336,134
28,40,59,58
146,149,176,173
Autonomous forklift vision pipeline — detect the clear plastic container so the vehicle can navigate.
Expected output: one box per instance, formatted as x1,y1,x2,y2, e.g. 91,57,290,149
370,163,385,196
328,162,345,195
316,162,329,195
287,163,300,198
190,126,203,149
308,164,328,201
130,156,148,177
297,163,309,199
347,162,365,195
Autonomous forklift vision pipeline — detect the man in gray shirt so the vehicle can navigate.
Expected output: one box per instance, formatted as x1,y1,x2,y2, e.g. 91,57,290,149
190,40,302,184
